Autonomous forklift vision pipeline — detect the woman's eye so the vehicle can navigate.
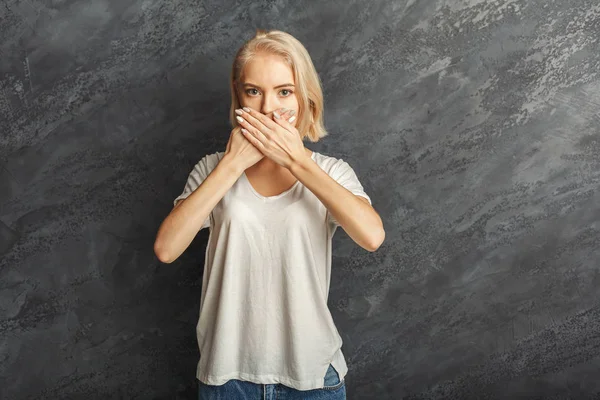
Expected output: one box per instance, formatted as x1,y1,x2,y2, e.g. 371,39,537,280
245,89,293,96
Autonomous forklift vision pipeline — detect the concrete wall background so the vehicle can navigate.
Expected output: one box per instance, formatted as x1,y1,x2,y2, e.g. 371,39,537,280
2,1,600,399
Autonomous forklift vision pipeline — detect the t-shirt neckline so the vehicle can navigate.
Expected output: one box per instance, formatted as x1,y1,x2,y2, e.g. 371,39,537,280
242,151,316,201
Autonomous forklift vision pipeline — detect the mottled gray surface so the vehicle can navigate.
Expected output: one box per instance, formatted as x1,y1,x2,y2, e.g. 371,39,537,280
2,0,600,399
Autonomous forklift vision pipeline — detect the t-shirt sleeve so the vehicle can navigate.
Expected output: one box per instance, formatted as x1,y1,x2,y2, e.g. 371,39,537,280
327,158,372,228
173,155,213,230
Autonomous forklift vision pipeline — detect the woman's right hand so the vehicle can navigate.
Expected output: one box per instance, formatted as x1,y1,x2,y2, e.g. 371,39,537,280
225,108,292,171
225,125,264,171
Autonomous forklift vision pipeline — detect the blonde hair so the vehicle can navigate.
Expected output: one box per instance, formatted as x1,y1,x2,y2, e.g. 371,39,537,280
229,29,328,143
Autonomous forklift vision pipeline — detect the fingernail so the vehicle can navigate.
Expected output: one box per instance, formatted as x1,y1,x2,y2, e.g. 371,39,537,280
289,110,296,116
242,107,251,112
288,116,296,123
236,116,244,123
235,109,243,115
273,111,281,119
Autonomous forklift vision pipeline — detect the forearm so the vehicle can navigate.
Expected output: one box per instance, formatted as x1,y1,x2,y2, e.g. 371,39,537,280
154,154,243,263
289,156,384,251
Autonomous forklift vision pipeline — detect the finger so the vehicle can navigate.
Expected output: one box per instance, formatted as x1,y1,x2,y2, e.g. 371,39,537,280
281,108,294,119
241,127,267,152
236,114,265,143
241,116,270,146
273,109,290,121
273,112,298,135
240,107,277,132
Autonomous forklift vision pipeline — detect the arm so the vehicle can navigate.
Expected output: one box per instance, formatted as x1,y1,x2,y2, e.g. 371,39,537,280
289,156,385,252
154,154,243,263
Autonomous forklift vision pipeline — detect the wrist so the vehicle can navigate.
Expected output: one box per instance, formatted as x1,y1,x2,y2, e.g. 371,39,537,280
219,153,245,177
289,152,314,176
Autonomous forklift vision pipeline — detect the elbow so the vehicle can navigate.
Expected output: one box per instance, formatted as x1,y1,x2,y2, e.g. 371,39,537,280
156,252,173,264
154,240,174,264
367,229,385,252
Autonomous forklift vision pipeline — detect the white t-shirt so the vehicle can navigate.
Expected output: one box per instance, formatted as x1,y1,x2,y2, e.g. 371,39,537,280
173,150,372,391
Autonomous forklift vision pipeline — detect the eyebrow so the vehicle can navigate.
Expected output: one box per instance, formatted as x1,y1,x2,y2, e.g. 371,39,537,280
243,82,295,89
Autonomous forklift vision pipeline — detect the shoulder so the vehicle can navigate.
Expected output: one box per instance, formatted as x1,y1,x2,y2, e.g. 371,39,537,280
312,151,353,176
206,151,226,166
193,151,225,171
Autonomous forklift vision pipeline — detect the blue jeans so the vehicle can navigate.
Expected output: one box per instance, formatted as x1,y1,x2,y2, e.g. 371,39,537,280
197,363,346,399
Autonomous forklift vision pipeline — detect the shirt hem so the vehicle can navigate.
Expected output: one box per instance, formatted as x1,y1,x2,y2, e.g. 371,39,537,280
197,370,329,391
196,347,349,391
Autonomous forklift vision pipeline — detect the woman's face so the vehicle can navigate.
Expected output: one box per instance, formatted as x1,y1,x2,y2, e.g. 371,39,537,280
237,53,299,126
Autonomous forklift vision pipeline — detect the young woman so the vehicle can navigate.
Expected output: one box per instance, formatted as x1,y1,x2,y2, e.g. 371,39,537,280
154,29,384,400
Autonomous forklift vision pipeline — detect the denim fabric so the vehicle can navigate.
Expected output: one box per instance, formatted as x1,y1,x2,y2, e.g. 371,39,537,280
197,364,346,399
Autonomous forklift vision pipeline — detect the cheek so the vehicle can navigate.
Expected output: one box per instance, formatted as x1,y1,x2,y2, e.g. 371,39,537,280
287,99,300,114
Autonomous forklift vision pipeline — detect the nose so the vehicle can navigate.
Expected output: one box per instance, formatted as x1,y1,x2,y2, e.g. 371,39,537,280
260,94,281,117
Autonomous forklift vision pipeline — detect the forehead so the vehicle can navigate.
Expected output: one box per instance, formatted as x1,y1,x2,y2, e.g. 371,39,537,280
243,54,294,84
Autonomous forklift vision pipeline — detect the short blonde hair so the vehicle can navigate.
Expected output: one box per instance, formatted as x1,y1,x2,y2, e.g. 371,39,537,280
229,29,328,143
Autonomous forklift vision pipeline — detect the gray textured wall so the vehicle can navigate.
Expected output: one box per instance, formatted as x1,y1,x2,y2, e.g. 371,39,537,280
2,0,600,399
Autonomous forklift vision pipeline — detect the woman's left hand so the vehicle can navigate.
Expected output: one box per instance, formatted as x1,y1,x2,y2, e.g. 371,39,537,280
235,107,308,170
